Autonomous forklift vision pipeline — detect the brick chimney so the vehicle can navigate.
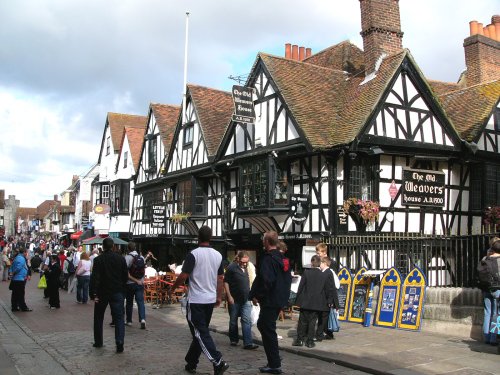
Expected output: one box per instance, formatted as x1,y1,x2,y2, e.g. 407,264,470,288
359,0,403,74
463,15,500,86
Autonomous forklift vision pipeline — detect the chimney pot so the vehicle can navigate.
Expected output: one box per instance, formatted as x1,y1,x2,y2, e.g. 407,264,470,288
477,23,484,35
469,20,478,36
487,23,497,41
285,43,291,59
494,15,500,41
483,26,490,38
299,46,305,61
305,47,312,58
292,45,299,61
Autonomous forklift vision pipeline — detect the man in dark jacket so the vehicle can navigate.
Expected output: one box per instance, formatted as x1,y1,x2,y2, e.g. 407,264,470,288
90,237,128,353
249,231,292,375
292,255,335,348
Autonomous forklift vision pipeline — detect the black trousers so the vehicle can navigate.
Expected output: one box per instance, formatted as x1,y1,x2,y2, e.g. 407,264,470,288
47,281,60,308
257,306,282,369
11,280,28,310
316,310,329,338
297,309,319,341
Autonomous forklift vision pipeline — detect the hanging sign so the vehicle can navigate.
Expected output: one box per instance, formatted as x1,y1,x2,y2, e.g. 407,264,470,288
151,205,166,228
397,267,427,331
401,168,445,207
347,267,370,324
232,85,255,124
374,268,402,328
94,204,110,215
337,267,353,321
289,194,309,224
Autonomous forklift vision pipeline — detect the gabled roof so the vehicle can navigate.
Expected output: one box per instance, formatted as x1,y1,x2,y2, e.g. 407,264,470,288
187,84,233,156
304,40,365,74
428,80,460,96
17,207,37,220
98,113,147,164
436,80,500,142
117,126,147,172
258,49,408,149
150,104,180,155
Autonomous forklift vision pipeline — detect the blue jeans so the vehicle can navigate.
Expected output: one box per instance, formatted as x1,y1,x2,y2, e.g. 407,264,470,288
483,290,500,344
93,292,125,346
77,275,90,303
126,283,146,322
228,301,253,346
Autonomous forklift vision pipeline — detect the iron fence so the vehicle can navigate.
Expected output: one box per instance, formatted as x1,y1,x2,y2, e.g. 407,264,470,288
326,232,498,288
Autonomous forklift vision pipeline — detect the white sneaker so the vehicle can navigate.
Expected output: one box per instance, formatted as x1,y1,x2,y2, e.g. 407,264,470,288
125,322,132,326
140,319,146,329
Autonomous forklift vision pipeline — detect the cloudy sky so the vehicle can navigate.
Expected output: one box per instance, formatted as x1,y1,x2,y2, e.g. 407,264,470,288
0,0,498,207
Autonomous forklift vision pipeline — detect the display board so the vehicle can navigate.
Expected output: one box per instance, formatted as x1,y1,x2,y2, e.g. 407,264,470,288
347,267,370,324
397,267,427,331
337,267,353,321
374,268,402,328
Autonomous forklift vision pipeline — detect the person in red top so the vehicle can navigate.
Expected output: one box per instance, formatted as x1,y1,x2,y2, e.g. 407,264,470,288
58,249,67,270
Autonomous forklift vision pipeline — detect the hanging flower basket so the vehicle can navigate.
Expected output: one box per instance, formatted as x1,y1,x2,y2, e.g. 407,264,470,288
343,198,380,233
170,212,191,224
483,206,500,231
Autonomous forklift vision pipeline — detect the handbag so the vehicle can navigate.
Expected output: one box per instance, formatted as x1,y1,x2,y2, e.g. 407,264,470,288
328,307,340,332
37,275,47,289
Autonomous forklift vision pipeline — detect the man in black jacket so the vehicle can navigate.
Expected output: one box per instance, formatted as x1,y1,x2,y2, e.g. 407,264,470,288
292,255,335,348
249,231,291,375
90,237,128,353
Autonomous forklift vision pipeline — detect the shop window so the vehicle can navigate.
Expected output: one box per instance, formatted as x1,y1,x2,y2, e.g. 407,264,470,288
183,123,194,147
347,157,375,201
469,165,482,211
240,160,268,208
110,180,130,214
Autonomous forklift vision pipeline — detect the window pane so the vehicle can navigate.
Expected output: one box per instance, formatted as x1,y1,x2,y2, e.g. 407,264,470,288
240,160,267,208
274,166,288,205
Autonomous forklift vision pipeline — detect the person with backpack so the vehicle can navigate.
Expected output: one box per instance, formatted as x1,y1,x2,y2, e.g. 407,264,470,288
124,242,146,329
64,252,76,291
477,238,500,346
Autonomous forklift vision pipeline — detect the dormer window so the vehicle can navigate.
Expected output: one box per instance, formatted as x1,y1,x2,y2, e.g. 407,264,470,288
148,137,157,171
183,123,194,147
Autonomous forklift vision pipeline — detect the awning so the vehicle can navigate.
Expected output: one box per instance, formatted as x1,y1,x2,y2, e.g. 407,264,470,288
70,230,83,240
80,230,94,241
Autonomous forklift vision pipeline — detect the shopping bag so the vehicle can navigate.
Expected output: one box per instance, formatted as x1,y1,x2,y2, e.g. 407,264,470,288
328,308,340,332
251,304,260,325
37,275,47,289
490,313,500,336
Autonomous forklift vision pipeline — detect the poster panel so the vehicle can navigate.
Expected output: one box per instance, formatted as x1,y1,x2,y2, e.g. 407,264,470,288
374,268,402,328
337,267,353,321
397,267,427,331
347,267,370,324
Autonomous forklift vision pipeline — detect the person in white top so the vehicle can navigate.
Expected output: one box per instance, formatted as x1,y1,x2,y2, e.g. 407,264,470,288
75,251,92,304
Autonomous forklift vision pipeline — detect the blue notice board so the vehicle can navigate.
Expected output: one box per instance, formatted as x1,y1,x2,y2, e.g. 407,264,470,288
337,267,353,321
397,267,427,331
347,267,369,324
374,268,402,328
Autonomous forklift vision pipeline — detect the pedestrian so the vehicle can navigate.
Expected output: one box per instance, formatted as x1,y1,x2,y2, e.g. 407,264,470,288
45,254,61,309
1,248,9,281
224,251,258,350
292,255,334,348
30,252,42,275
76,251,92,304
9,247,33,312
316,256,340,341
168,226,229,375
478,238,500,346
125,242,147,329
249,231,292,375
90,237,128,353
42,250,52,299
63,252,74,290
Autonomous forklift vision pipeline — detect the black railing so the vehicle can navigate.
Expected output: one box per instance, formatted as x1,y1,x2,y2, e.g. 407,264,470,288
326,232,497,288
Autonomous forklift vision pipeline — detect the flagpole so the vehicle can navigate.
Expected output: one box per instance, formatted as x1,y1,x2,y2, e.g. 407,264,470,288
182,12,189,124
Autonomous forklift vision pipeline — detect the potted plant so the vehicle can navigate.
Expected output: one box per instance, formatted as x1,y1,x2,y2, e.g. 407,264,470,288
170,212,191,224
343,198,380,233
483,206,500,231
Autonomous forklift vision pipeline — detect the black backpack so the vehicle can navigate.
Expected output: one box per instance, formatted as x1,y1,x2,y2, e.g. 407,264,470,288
477,256,500,291
129,254,145,279
66,259,76,274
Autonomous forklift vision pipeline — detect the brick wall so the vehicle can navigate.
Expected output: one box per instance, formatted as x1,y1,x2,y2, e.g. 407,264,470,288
359,0,403,74
463,34,500,86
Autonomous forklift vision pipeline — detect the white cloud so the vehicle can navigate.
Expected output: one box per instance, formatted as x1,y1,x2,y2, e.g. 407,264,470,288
0,0,498,207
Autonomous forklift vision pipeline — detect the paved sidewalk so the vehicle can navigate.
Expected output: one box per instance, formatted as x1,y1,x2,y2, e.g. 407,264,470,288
0,278,498,374
0,279,362,375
